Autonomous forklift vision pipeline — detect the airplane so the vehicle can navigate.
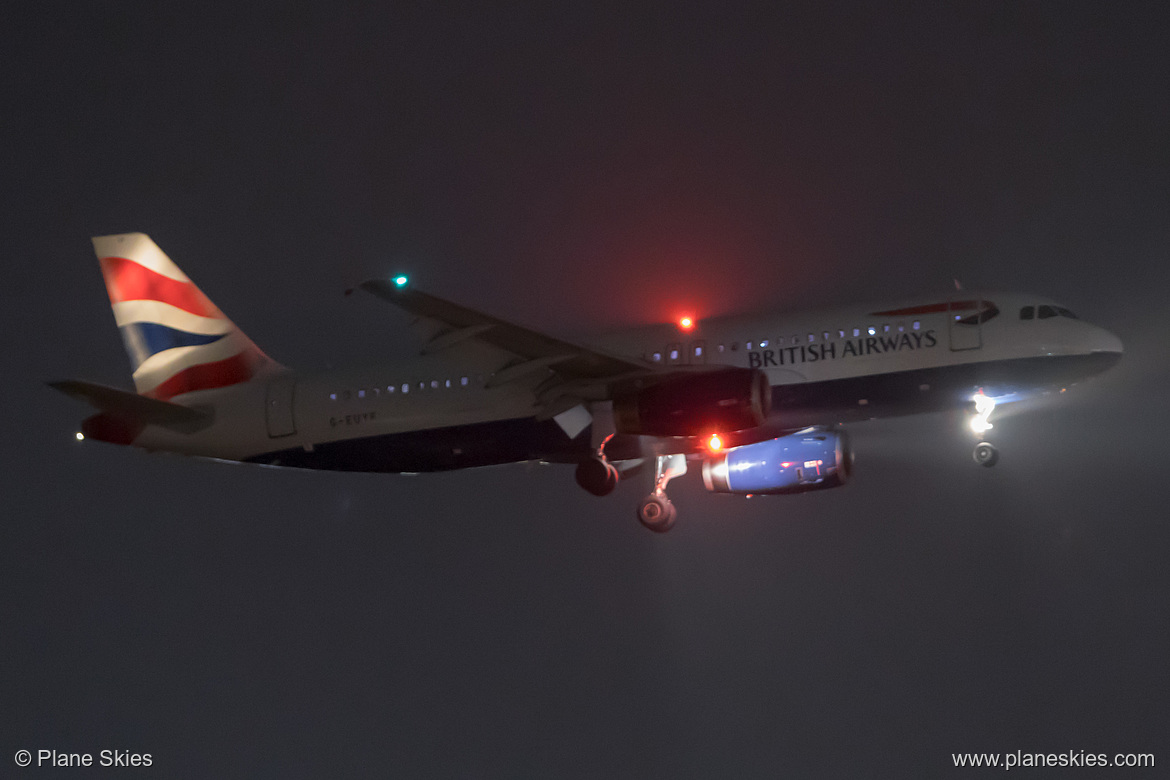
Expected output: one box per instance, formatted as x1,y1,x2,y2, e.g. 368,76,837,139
51,233,1124,532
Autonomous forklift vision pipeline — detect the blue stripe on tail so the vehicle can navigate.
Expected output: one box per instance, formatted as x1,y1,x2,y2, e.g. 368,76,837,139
119,322,227,370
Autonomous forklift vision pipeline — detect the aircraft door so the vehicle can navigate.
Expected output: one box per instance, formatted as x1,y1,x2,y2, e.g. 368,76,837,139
266,375,297,437
948,297,983,351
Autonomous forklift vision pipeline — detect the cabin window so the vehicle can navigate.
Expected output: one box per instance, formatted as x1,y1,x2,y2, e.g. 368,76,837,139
823,331,831,340
431,380,439,389
461,376,469,386
717,344,725,352
883,324,890,333
329,393,337,401
759,340,768,348
867,327,876,336
852,328,860,337
730,342,739,351
387,385,395,393
358,389,366,398
651,351,662,362
912,321,920,330
838,330,846,339
1038,305,1058,319
897,323,905,332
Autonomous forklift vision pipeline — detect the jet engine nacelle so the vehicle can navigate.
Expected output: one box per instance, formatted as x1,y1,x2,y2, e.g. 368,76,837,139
702,429,852,495
612,368,771,437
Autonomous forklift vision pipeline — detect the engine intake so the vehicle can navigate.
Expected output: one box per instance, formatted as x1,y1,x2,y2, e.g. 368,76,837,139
702,429,852,494
612,368,771,437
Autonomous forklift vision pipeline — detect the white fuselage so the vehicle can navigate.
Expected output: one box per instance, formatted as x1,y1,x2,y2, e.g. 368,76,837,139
129,290,1123,469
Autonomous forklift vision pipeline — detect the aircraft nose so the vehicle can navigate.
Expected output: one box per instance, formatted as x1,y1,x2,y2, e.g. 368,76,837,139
1085,328,1123,375
1093,328,1124,355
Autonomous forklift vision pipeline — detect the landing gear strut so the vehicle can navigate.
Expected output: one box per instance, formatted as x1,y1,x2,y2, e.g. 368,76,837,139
637,453,686,533
970,390,999,467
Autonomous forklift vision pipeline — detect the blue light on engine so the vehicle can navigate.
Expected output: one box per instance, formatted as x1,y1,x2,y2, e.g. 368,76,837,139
702,429,851,495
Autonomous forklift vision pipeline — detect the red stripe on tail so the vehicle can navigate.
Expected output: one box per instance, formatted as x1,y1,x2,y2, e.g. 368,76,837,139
99,256,222,319
144,351,260,401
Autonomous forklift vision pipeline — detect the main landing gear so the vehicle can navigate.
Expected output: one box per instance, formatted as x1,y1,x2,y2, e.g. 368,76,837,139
575,433,619,496
637,454,686,533
575,454,619,496
970,390,999,468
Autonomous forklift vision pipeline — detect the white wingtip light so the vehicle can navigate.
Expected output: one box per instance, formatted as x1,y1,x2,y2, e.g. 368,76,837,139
393,275,409,288
76,432,85,441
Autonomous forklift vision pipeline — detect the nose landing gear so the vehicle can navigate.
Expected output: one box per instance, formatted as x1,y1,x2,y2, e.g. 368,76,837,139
973,441,999,467
970,390,999,467
637,453,686,533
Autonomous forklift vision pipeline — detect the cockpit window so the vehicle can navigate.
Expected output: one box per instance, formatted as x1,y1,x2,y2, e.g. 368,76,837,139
1056,306,1078,319
1020,306,1034,320
1038,305,1058,319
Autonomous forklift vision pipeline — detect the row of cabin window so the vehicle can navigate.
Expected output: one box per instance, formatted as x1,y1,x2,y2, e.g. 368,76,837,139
329,376,475,401
648,321,922,362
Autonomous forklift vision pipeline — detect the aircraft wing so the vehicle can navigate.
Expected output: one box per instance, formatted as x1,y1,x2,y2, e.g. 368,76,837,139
358,279,651,382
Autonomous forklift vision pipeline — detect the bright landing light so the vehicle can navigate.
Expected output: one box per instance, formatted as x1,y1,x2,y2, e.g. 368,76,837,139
970,418,993,434
75,432,84,441
393,275,409,287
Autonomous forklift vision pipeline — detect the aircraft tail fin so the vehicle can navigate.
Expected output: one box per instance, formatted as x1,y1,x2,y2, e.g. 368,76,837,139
92,233,282,400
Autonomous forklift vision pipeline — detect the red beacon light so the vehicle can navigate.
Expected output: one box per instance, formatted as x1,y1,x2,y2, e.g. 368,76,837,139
678,316,695,332
707,433,723,452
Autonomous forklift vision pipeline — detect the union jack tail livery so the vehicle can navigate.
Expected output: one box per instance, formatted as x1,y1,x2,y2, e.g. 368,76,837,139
93,233,281,401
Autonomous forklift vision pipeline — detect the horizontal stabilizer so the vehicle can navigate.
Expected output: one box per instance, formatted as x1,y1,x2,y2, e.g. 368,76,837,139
47,379,214,433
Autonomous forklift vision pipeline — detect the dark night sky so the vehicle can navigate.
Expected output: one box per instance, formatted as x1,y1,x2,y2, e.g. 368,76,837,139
3,2,1169,775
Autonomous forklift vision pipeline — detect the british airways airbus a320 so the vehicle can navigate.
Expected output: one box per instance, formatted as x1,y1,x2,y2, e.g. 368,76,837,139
52,233,1123,532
